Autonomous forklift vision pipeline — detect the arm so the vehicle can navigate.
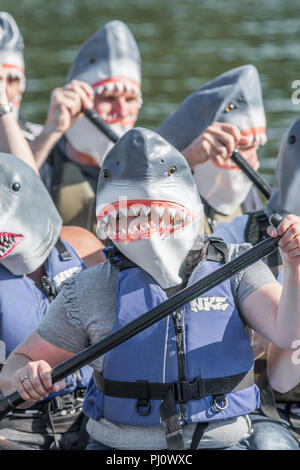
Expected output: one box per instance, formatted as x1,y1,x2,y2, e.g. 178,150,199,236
0,66,39,174
267,342,300,393
29,80,94,169
182,122,250,170
60,225,106,267
0,330,74,404
241,214,300,350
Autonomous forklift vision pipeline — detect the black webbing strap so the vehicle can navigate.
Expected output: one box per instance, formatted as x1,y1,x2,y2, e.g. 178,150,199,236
160,388,186,450
93,370,253,450
190,422,209,450
36,238,72,302
244,210,282,277
55,238,72,261
245,210,269,246
256,369,283,423
206,237,230,264
93,369,254,402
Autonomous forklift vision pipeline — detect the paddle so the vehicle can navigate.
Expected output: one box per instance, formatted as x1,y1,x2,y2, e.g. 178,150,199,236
82,107,273,201
81,107,119,143
230,148,273,200
0,214,284,419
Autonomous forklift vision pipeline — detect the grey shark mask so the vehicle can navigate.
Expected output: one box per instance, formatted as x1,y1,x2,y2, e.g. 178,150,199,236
66,20,142,166
157,65,267,215
0,12,25,93
267,118,300,217
96,128,203,289
0,153,62,275
66,20,141,86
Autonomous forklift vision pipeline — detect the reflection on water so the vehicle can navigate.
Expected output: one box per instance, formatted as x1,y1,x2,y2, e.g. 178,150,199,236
1,0,300,183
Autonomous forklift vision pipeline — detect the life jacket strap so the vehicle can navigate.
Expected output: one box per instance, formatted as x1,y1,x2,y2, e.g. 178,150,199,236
93,369,254,403
245,210,282,277
36,238,72,302
190,422,209,450
205,237,230,264
94,369,253,450
160,387,186,450
245,209,269,246
55,238,72,261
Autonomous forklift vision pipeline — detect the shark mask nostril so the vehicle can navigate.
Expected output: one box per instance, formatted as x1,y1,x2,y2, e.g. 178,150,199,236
132,134,144,147
288,135,296,144
11,182,21,192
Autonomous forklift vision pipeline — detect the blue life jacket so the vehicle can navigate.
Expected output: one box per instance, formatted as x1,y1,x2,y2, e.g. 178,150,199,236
0,238,92,397
83,241,260,432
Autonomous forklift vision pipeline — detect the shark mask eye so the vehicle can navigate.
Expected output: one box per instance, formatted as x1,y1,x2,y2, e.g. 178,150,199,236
225,103,235,112
168,166,177,176
103,169,112,180
11,182,21,192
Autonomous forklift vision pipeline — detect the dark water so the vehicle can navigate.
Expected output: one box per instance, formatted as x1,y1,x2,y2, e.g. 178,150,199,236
2,0,300,184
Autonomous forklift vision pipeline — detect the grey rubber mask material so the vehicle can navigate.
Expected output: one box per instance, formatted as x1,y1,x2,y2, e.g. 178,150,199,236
96,127,203,289
0,153,62,275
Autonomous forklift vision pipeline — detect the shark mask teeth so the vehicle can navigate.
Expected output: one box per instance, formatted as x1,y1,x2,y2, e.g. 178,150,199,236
98,112,138,126
96,200,194,242
240,126,267,148
0,232,24,259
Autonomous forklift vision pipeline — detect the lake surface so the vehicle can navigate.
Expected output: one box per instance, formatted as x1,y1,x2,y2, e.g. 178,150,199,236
2,0,300,184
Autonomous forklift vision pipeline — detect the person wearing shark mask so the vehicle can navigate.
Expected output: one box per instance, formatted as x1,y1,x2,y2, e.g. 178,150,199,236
210,117,300,449
2,128,300,451
212,118,300,269
0,153,105,450
28,20,142,233
157,64,266,234
0,12,43,141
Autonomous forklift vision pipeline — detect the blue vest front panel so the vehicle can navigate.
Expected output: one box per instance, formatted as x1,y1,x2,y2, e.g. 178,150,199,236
0,239,92,395
83,258,260,425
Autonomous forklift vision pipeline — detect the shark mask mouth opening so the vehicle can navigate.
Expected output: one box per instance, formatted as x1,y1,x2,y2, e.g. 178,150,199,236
0,232,24,259
96,200,194,242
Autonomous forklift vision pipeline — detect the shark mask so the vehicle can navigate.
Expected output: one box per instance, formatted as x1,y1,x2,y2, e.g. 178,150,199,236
157,65,267,215
65,20,142,167
0,153,62,275
266,117,300,218
96,128,203,289
0,12,26,121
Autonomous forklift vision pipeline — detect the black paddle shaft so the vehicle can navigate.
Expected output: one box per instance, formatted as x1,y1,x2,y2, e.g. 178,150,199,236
0,214,283,418
81,107,119,143
230,148,273,200
82,109,272,201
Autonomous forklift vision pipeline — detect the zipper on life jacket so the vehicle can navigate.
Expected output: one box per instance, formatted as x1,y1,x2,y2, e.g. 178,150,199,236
172,309,187,421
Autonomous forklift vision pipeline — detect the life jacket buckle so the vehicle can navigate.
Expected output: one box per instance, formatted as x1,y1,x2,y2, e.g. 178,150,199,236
172,379,204,403
212,394,228,413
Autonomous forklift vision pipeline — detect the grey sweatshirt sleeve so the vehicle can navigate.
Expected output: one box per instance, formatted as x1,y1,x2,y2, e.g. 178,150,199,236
229,243,277,308
37,276,90,353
